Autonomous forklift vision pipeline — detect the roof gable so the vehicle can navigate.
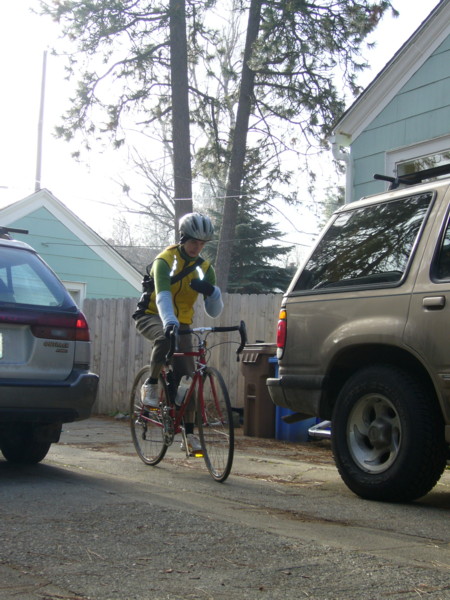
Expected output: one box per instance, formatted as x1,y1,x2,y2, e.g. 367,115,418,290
334,0,450,142
0,188,141,291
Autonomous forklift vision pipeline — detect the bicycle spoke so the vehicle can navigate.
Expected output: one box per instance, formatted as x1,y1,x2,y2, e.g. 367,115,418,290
197,367,234,482
130,367,169,465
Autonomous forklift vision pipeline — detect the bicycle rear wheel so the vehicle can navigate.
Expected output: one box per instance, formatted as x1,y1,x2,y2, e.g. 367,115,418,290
130,367,169,465
197,367,234,482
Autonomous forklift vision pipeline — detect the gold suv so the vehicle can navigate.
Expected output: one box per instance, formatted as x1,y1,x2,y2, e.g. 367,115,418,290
268,166,450,502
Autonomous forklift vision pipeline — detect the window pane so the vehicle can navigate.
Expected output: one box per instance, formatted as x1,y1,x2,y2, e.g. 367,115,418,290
0,248,73,308
398,151,450,178
294,193,432,292
435,219,450,280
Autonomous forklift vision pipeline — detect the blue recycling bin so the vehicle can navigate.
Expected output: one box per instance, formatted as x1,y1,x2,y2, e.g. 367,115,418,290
275,407,319,442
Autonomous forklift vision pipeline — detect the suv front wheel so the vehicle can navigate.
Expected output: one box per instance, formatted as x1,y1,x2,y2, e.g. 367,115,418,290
332,365,447,502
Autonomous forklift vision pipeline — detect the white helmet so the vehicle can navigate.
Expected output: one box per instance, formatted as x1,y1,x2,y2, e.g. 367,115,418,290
179,212,214,242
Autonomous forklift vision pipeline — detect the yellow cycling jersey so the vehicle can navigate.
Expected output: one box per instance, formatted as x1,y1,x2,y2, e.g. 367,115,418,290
144,245,213,324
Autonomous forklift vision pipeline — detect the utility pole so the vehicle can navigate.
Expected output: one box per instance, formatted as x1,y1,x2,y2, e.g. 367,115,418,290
35,50,47,192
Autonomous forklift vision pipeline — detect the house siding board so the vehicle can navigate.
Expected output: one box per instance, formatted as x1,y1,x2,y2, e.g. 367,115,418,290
6,209,139,299
353,152,386,186
352,153,386,202
347,32,450,204
353,104,450,161
368,78,450,132
400,49,450,93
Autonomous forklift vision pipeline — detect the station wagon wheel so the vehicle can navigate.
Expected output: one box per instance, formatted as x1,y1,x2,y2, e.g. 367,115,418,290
331,364,447,502
0,425,51,464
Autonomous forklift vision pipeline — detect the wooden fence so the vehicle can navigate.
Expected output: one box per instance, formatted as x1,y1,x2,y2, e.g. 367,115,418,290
83,293,283,415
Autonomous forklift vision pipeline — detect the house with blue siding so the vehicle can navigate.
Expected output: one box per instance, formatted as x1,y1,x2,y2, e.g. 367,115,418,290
332,0,450,203
0,188,141,304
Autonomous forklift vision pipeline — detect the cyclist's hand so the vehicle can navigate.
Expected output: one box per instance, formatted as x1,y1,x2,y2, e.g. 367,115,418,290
190,278,215,296
164,324,177,338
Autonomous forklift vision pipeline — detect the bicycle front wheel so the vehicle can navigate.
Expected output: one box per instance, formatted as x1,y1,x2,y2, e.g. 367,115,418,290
130,367,169,465
197,367,234,482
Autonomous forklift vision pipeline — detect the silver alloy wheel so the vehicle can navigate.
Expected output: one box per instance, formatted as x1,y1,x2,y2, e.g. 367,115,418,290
347,393,401,473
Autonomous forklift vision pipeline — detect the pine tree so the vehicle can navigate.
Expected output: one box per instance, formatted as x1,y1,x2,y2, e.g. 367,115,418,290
40,0,397,287
204,201,295,293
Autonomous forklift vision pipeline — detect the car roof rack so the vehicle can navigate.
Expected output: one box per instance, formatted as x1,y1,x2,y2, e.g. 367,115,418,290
0,227,29,240
374,163,450,190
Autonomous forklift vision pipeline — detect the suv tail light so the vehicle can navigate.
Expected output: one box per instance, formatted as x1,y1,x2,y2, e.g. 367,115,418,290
276,308,287,359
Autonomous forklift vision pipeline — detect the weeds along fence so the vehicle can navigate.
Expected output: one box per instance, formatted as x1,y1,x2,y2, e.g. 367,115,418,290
83,293,283,415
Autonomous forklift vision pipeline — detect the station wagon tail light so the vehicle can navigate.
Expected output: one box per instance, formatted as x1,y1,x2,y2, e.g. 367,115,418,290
31,313,91,341
276,308,287,359
10,311,93,342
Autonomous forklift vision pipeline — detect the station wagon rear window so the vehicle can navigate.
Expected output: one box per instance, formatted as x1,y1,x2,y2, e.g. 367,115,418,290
0,247,73,308
294,192,433,292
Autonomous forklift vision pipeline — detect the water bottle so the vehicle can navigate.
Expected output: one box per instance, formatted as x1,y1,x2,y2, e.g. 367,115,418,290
175,376,191,406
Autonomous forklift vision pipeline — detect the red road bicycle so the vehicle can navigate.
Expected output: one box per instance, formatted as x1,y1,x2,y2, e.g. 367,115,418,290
130,321,247,482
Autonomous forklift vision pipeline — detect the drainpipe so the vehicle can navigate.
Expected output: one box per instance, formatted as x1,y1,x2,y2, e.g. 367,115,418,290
330,132,352,203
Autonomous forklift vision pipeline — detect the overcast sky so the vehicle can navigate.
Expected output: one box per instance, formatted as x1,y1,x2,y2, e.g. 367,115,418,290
0,0,442,239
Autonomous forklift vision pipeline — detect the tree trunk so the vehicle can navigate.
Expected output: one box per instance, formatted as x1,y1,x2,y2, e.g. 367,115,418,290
214,0,262,290
170,0,193,239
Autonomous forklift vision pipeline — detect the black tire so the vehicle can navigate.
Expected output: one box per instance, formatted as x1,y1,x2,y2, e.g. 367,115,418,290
0,426,51,464
197,367,234,482
130,367,169,465
332,365,447,502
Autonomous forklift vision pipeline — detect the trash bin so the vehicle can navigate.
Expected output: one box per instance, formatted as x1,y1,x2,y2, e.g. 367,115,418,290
241,343,277,438
270,356,319,442
275,407,319,442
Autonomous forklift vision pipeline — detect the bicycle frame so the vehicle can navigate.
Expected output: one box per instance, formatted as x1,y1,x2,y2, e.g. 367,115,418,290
142,328,229,446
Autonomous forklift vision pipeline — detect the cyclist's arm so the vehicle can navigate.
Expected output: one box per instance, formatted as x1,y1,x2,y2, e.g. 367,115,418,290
153,258,179,329
153,258,172,293
203,265,223,318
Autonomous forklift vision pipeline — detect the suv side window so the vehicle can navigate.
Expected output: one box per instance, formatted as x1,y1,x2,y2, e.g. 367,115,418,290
294,193,433,292
435,217,450,280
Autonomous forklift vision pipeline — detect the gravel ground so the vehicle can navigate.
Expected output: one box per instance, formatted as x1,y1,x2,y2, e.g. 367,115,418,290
0,417,448,600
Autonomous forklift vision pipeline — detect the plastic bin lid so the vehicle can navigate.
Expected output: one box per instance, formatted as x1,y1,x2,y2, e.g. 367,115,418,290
242,343,277,352
241,342,277,363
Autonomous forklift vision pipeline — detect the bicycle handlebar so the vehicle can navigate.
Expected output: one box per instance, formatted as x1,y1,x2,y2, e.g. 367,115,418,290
166,320,247,363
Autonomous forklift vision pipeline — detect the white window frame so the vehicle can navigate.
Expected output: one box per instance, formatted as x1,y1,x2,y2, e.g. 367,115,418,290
386,135,450,178
62,281,87,308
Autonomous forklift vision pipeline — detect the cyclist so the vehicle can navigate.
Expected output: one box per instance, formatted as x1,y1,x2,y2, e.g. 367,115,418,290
132,212,223,453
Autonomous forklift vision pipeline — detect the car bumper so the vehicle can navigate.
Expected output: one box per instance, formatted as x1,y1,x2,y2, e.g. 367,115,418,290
266,375,323,416
0,371,99,422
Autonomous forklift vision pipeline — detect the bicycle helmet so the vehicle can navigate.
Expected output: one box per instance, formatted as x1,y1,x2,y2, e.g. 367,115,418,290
179,212,214,242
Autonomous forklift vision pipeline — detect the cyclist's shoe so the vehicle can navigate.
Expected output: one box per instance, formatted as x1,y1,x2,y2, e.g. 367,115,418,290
141,383,159,409
181,433,202,454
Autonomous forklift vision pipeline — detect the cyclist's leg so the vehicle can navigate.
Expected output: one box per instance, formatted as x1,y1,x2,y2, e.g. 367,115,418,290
173,327,199,453
135,314,169,380
135,314,169,406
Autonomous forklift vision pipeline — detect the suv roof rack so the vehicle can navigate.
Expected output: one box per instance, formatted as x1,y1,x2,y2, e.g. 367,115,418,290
374,163,450,190
0,227,29,240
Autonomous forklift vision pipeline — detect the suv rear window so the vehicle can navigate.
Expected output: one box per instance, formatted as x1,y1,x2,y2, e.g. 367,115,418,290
0,247,74,308
294,192,433,292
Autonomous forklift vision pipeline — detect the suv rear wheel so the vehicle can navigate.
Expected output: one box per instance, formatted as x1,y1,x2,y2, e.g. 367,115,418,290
332,365,447,502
